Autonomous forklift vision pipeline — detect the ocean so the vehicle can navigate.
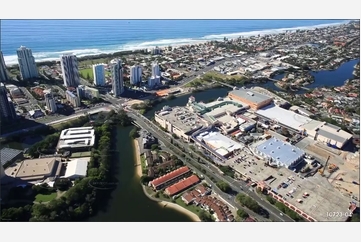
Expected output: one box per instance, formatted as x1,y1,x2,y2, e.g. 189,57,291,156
0,19,349,65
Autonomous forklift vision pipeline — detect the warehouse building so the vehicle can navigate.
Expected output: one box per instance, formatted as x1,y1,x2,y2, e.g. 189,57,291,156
253,137,305,169
301,122,353,149
228,88,273,110
63,158,89,180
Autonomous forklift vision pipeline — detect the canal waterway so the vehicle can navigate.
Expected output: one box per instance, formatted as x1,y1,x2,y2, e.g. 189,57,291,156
271,58,360,92
3,59,358,221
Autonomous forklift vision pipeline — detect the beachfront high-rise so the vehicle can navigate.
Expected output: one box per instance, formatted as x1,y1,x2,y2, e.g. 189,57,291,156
151,62,161,77
0,51,9,82
44,89,57,113
130,65,142,85
93,64,106,86
60,55,80,87
0,83,17,121
16,46,38,80
112,60,124,97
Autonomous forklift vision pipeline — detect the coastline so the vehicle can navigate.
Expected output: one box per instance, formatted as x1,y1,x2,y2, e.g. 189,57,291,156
3,20,348,66
140,184,201,222
133,139,142,178
132,137,201,221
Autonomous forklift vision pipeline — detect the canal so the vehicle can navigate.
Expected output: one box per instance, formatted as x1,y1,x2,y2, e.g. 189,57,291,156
3,59,358,221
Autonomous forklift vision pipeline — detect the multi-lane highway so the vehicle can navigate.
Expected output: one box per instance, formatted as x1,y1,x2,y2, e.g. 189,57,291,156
127,108,294,222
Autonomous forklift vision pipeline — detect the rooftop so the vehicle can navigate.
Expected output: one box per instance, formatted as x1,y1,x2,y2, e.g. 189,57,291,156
6,157,60,180
197,131,242,157
256,104,314,131
151,166,190,187
255,137,305,168
63,158,89,178
229,88,272,104
0,148,23,166
227,153,354,222
165,174,200,196
155,107,204,134
58,127,95,149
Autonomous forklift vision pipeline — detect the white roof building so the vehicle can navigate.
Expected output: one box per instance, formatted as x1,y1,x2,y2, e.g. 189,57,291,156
63,159,89,179
57,127,95,150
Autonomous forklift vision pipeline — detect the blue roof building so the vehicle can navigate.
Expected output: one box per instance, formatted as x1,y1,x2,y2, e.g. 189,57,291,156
254,137,305,169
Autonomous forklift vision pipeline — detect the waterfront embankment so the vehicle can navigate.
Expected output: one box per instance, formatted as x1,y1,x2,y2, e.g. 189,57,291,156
133,139,201,222
133,139,143,178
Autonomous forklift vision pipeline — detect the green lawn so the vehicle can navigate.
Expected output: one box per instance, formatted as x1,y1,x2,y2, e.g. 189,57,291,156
34,192,57,203
79,58,109,68
71,151,92,158
79,68,93,79
140,155,147,174
175,197,203,216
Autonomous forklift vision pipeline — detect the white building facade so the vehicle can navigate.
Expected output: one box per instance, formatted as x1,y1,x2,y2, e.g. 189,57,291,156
60,55,80,87
130,65,142,85
17,46,38,80
93,64,105,86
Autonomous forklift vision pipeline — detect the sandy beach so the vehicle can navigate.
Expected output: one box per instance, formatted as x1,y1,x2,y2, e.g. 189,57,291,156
134,139,200,221
133,139,143,177
159,201,201,222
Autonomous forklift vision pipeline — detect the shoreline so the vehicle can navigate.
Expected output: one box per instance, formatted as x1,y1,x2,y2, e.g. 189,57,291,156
132,138,200,221
140,184,201,222
3,21,349,66
133,139,142,178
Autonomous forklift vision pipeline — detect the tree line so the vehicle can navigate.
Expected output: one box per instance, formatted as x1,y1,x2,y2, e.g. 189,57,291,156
1,110,133,221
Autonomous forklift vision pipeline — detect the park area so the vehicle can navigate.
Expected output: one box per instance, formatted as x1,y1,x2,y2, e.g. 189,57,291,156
79,68,93,80
34,192,57,203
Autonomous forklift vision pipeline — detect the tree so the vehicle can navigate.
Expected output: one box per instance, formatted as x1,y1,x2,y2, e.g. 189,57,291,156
151,144,159,151
216,181,231,193
129,127,140,139
237,209,249,219
199,210,213,222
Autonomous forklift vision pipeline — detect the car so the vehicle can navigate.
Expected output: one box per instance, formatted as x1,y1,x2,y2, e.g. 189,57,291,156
280,213,284,216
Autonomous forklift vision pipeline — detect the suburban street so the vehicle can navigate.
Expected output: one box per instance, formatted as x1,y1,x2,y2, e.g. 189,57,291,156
126,108,294,222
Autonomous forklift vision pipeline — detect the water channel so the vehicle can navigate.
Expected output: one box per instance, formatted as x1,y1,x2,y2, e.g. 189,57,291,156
3,59,359,221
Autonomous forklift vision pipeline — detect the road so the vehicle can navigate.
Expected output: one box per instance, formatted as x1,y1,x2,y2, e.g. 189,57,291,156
0,106,111,138
160,147,269,222
127,108,294,222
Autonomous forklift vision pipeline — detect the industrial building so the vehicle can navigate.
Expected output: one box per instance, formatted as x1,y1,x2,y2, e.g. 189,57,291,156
0,147,24,167
63,158,89,180
196,131,242,158
155,106,206,142
253,137,305,169
5,157,62,181
256,104,313,132
256,104,353,149
57,127,95,151
301,122,353,149
228,88,273,110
